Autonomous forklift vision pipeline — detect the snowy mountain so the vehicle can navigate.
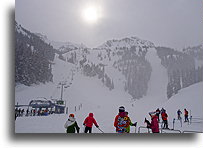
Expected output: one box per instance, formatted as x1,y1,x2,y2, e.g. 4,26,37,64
36,33,87,53
98,36,154,50
15,22,203,133
15,22,55,86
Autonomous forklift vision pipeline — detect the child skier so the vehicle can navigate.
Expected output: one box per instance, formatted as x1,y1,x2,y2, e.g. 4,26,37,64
125,111,137,133
64,114,80,133
114,106,131,133
83,113,99,133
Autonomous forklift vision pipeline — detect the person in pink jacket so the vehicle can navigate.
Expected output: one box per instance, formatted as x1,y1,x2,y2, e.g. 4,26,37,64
83,113,99,133
149,112,159,133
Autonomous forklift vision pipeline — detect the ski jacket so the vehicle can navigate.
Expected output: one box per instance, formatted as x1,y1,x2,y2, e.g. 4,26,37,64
177,110,182,115
184,110,188,116
83,113,98,128
64,117,80,133
161,112,168,121
114,112,130,133
150,115,159,133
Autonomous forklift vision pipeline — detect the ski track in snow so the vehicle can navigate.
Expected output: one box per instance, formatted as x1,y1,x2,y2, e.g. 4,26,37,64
15,50,203,133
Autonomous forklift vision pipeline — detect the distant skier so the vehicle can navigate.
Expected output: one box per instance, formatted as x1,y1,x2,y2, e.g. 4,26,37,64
145,112,159,133
21,109,25,116
161,109,168,129
15,108,18,120
26,109,29,116
114,106,131,133
64,114,80,133
156,108,161,122
125,111,137,133
83,113,99,133
177,109,182,120
184,109,189,122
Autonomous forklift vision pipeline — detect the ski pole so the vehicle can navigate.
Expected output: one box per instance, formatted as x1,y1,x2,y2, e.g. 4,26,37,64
97,127,104,133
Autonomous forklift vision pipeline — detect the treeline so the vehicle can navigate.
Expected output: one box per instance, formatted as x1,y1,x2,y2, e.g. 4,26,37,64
15,22,55,86
81,61,114,90
113,47,152,99
156,47,203,99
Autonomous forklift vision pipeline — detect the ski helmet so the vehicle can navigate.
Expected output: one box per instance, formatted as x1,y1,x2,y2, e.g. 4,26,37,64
119,106,125,112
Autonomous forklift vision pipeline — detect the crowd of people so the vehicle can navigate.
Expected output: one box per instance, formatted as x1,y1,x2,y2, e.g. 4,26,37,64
144,108,190,133
63,106,190,133
64,106,137,133
16,106,190,133
15,108,53,120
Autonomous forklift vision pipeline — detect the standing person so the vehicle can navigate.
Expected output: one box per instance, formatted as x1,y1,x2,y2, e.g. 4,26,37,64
15,108,18,120
184,109,189,122
156,108,161,122
161,110,168,129
177,109,182,120
83,113,99,133
64,114,80,133
18,108,21,117
26,109,29,116
114,106,131,133
148,112,159,133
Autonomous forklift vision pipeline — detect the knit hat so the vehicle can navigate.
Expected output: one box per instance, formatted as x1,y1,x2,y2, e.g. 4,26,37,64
119,106,125,112
69,113,74,117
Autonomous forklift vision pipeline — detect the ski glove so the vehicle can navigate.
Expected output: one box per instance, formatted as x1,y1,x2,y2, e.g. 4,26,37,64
96,125,99,128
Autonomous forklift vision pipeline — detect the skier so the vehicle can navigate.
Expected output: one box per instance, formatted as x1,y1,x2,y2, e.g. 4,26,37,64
64,114,80,133
184,109,189,122
161,109,168,129
125,111,137,133
21,109,25,117
177,109,182,120
15,108,18,120
83,113,99,133
156,108,161,122
145,112,159,133
26,109,29,116
114,106,131,133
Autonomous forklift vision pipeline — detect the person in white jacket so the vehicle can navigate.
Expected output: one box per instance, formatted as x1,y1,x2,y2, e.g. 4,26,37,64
64,114,80,133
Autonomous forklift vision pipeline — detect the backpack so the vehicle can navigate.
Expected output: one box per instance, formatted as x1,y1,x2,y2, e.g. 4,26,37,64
117,114,130,133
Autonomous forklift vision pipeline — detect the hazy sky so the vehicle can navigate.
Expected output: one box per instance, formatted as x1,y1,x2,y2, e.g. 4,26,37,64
16,0,203,49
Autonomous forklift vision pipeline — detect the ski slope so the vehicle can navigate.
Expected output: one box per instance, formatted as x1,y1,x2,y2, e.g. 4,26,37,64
15,50,203,133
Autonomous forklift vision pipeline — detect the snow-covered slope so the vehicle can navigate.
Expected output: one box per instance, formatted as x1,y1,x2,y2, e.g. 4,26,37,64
15,28,203,133
15,51,203,133
146,48,168,100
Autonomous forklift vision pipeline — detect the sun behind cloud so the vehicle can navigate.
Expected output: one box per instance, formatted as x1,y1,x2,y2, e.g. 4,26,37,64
81,4,102,24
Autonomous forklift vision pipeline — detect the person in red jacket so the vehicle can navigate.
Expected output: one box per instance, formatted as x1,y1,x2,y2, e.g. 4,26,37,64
149,112,159,133
83,113,99,133
184,108,189,122
161,110,168,129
